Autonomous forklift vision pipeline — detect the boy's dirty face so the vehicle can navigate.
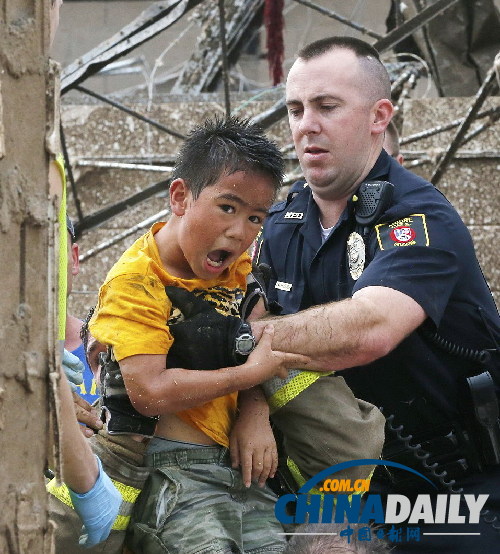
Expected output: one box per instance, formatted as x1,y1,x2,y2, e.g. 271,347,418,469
177,170,275,280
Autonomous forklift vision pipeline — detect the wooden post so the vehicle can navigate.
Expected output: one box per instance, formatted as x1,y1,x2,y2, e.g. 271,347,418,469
0,1,57,551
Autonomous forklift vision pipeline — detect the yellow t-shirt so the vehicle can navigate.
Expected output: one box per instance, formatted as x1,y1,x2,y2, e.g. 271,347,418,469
89,222,251,447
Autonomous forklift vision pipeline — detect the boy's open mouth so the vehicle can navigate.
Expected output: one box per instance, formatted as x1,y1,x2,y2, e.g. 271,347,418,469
207,249,231,268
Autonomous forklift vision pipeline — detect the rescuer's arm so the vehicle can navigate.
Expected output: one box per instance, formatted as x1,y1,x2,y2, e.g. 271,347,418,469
250,285,426,372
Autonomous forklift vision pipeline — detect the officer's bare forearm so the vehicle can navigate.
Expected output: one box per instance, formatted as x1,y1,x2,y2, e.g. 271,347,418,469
251,286,426,371
251,299,375,371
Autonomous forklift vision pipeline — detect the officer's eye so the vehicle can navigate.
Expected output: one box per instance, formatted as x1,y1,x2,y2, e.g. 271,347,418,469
288,107,302,118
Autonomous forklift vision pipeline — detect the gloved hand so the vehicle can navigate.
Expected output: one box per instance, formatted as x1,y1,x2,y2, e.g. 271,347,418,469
68,456,122,548
166,286,250,370
62,349,84,391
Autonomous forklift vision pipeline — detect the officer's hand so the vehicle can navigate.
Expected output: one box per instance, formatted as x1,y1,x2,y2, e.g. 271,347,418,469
244,324,310,381
62,349,84,391
165,287,247,370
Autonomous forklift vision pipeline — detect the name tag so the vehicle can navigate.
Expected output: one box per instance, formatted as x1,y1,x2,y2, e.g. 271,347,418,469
284,212,304,220
275,281,292,292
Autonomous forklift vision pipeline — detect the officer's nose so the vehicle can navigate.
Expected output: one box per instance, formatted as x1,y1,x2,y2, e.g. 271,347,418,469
298,109,320,135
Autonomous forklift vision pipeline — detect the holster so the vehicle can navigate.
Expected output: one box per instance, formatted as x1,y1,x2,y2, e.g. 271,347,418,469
467,371,500,466
100,348,158,437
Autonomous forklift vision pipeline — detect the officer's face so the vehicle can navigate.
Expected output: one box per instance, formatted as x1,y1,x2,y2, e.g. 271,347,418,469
286,49,381,201
169,171,275,280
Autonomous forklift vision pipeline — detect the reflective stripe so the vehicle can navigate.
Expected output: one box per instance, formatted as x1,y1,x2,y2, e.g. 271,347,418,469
47,477,141,531
264,370,333,413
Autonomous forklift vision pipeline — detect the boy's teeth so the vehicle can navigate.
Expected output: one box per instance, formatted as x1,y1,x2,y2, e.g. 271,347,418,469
207,258,223,268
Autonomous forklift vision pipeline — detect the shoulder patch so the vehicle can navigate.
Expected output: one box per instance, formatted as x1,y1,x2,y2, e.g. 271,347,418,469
375,214,429,250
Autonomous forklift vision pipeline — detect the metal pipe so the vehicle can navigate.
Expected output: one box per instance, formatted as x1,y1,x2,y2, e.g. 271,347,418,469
75,85,186,140
76,160,174,172
291,0,382,39
218,0,231,117
80,209,170,262
400,107,499,145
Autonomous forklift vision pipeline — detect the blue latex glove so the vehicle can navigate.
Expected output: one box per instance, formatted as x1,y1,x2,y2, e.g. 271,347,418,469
68,456,122,548
62,349,84,391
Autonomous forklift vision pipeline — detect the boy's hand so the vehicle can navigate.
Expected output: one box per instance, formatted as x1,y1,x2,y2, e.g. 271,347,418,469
230,404,278,488
244,324,310,381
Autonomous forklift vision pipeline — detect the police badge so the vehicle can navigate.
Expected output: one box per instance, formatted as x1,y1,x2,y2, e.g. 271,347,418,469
347,232,365,280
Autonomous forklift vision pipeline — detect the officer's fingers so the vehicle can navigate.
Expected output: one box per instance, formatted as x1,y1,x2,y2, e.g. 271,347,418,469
278,352,311,369
273,364,289,380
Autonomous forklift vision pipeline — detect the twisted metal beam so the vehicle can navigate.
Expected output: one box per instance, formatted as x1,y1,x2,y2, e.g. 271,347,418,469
61,0,202,93
79,209,170,263
401,107,500,145
291,0,382,39
374,0,460,53
75,85,186,140
431,63,499,184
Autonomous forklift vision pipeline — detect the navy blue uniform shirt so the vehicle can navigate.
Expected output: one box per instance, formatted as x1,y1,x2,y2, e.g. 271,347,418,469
258,150,500,440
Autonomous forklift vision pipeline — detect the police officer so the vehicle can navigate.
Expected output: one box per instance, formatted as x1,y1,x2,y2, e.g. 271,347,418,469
248,37,500,551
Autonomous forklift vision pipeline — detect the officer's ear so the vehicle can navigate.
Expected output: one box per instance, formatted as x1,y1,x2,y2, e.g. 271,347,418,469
169,178,190,216
371,98,394,136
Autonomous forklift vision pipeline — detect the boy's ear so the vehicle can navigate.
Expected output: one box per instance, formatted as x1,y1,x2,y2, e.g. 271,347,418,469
169,178,189,216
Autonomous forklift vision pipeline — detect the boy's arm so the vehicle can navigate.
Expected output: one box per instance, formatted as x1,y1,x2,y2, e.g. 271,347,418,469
119,325,309,416
230,386,277,488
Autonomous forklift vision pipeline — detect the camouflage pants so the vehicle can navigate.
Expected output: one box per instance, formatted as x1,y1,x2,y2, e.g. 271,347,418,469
126,445,287,554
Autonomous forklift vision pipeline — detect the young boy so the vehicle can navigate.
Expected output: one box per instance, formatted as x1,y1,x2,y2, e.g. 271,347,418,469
89,117,307,553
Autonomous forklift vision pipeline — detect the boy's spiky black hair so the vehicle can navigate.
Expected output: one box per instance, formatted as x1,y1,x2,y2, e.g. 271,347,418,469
171,116,284,199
